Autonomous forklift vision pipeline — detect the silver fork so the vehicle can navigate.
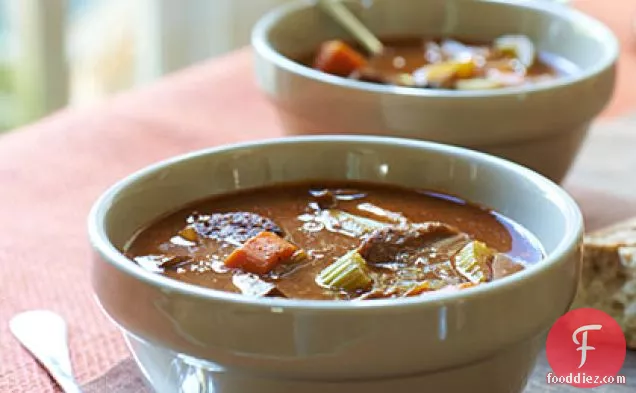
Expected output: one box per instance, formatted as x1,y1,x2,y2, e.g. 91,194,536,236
10,310,83,393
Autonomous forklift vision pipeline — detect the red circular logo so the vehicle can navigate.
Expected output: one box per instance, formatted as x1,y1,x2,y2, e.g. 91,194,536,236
546,308,626,388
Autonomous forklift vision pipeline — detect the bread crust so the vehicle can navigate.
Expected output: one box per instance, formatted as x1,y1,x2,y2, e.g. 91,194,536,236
573,218,636,349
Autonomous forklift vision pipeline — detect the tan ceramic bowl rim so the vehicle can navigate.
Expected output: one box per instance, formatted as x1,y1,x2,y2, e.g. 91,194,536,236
251,0,619,98
88,136,583,313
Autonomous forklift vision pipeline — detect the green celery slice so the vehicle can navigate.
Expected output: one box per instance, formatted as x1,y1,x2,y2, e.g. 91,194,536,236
316,250,373,292
453,241,494,284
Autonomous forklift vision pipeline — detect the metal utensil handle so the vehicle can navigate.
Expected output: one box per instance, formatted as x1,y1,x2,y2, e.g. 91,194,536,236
9,310,84,393
49,365,83,393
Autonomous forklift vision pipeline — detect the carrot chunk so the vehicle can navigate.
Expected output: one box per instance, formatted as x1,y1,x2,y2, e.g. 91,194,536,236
224,231,298,275
313,40,368,77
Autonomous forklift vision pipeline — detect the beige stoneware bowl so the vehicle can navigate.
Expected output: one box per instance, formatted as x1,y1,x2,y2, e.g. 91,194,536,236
89,136,583,393
252,0,618,183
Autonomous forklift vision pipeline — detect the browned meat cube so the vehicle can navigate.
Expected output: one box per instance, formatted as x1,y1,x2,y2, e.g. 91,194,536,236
357,222,466,265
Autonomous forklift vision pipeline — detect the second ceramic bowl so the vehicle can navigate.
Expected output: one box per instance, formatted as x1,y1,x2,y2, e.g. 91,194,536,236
252,0,618,182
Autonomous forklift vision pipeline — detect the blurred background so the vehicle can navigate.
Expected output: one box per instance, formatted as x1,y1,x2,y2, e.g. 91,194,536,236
0,0,293,133
0,0,575,134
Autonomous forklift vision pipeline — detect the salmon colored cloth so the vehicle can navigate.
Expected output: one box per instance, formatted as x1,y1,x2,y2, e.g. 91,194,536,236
0,1,635,391
579,0,636,118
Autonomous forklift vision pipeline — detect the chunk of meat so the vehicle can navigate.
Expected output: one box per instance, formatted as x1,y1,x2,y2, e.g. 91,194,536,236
313,40,368,77
188,212,283,244
224,231,299,275
491,253,525,279
357,222,465,265
310,189,338,209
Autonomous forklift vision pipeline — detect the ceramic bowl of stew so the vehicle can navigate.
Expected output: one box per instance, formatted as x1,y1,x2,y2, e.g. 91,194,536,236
252,0,618,183
89,136,583,393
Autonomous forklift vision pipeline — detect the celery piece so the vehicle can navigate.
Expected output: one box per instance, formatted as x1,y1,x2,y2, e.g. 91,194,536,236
494,35,536,67
316,250,373,292
453,241,494,284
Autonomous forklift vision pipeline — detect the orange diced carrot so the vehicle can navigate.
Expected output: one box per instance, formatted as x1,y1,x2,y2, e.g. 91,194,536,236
224,231,298,275
313,40,368,77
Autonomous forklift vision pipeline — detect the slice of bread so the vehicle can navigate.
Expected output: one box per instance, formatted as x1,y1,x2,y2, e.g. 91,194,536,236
572,218,636,349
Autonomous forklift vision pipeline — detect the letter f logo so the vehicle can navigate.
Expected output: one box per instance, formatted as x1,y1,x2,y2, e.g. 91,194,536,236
572,324,602,368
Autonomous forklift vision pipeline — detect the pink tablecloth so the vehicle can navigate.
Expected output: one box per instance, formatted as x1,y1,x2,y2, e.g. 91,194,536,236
1,0,636,391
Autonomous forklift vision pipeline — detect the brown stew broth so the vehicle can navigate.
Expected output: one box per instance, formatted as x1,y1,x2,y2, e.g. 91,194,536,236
125,181,544,300
303,36,577,89
362,37,561,77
